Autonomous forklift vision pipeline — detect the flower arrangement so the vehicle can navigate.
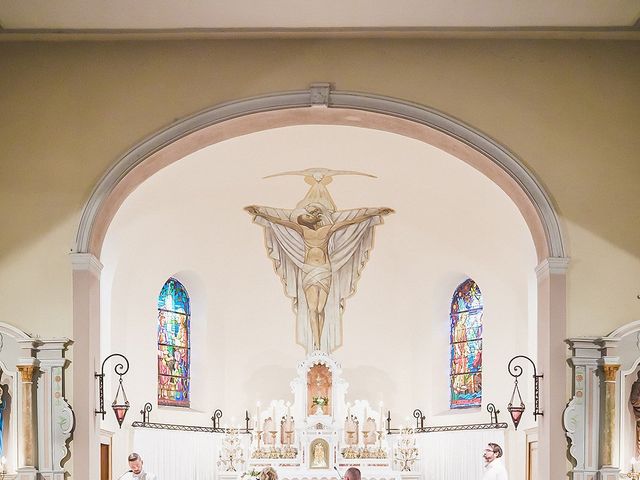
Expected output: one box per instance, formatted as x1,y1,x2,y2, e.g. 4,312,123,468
312,396,329,407
242,469,262,480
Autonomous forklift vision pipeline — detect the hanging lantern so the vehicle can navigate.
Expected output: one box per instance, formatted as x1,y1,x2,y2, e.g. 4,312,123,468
95,353,131,427
112,376,130,428
506,355,543,430
507,377,526,429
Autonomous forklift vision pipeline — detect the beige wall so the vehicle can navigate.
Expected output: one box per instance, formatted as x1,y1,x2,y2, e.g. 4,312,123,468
0,39,639,455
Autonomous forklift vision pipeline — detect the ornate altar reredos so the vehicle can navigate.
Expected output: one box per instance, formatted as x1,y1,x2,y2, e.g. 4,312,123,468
225,351,403,480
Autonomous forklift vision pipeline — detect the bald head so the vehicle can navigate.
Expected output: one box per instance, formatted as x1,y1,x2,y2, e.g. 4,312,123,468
345,467,361,480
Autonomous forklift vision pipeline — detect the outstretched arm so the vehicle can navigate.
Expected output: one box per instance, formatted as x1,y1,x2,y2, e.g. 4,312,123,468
329,207,394,233
245,205,303,234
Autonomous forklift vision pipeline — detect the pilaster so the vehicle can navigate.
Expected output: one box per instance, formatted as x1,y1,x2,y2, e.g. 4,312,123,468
564,338,600,480
71,252,103,480
535,256,569,479
37,338,73,480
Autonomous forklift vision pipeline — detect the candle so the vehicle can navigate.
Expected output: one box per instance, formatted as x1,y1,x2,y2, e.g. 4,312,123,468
633,457,638,473
286,401,291,418
347,402,351,417
256,402,261,429
272,405,276,426
379,401,384,430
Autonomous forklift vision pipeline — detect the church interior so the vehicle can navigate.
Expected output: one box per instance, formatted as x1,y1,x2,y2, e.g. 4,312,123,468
0,3,638,480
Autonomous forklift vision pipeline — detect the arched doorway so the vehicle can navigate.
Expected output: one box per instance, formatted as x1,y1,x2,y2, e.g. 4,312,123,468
71,84,568,479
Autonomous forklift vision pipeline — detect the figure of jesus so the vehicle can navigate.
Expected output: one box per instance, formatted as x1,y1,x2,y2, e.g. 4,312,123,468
246,203,393,350
246,168,394,353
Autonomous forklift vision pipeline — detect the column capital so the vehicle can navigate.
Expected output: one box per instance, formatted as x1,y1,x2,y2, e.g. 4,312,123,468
16,364,39,383
535,256,570,278
601,364,621,382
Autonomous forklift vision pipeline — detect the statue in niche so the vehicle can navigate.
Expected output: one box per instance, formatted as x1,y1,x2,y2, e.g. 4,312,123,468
310,439,329,469
245,168,394,353
630,370,640,455
307,364,331,416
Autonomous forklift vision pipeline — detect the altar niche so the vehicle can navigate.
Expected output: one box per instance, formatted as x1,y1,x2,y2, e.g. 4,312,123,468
308,364,332,417
309,438,330,469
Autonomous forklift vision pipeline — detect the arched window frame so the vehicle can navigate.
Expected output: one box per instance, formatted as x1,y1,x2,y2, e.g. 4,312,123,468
157,277,191,407
449,278,483,409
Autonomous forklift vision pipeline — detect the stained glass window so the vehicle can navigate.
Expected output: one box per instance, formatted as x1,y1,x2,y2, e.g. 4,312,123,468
157,278,190,407
449,278,483,409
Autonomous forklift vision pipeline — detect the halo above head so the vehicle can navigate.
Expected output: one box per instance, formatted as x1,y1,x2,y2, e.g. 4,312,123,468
264,167,376,212
264,167,376,182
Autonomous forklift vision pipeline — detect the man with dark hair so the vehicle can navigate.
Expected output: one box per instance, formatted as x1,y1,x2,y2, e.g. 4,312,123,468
482,443,507,480
125,453,157,480
344,467,361,480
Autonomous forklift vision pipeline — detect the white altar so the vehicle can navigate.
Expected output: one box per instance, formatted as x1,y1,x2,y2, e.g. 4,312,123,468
219,351,408,480
130,350,506,480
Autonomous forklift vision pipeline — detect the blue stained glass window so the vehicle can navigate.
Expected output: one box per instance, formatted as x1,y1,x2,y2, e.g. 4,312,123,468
449,278,483,408
157,278,191,407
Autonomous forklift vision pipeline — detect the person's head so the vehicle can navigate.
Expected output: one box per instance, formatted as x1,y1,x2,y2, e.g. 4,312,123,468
259,467,278,480
298,211,321,229
483,443,503,464
128,453,143,474
344,467,361,480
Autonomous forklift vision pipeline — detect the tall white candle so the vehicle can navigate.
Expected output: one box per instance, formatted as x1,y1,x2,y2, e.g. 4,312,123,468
255,402,261,430
379,401,384,430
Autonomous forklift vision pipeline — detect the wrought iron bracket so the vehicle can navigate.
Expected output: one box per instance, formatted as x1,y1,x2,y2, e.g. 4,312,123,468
507,355,543,420
486,402,500,424
94,353,130,419
140,402,153,423
413,409,426,430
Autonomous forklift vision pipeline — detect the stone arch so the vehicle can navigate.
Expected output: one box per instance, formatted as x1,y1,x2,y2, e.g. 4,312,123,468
71,84,569,479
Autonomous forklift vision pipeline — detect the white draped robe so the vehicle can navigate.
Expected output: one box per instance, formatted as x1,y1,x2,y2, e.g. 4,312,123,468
252,206,384,353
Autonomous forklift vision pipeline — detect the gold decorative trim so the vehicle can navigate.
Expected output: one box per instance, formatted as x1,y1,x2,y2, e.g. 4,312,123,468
17,365,38,382
602,364,620,381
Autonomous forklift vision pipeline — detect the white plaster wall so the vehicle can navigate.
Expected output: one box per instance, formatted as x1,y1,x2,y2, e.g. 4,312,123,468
100,124,537,477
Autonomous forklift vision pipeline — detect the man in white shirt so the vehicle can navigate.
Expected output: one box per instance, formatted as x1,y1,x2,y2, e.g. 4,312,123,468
123,452,157,480
482,443,508,480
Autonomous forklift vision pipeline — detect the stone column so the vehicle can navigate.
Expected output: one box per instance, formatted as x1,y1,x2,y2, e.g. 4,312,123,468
601,364,620,464
17,365,37,466
598,358,621,480
15,354,39,480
